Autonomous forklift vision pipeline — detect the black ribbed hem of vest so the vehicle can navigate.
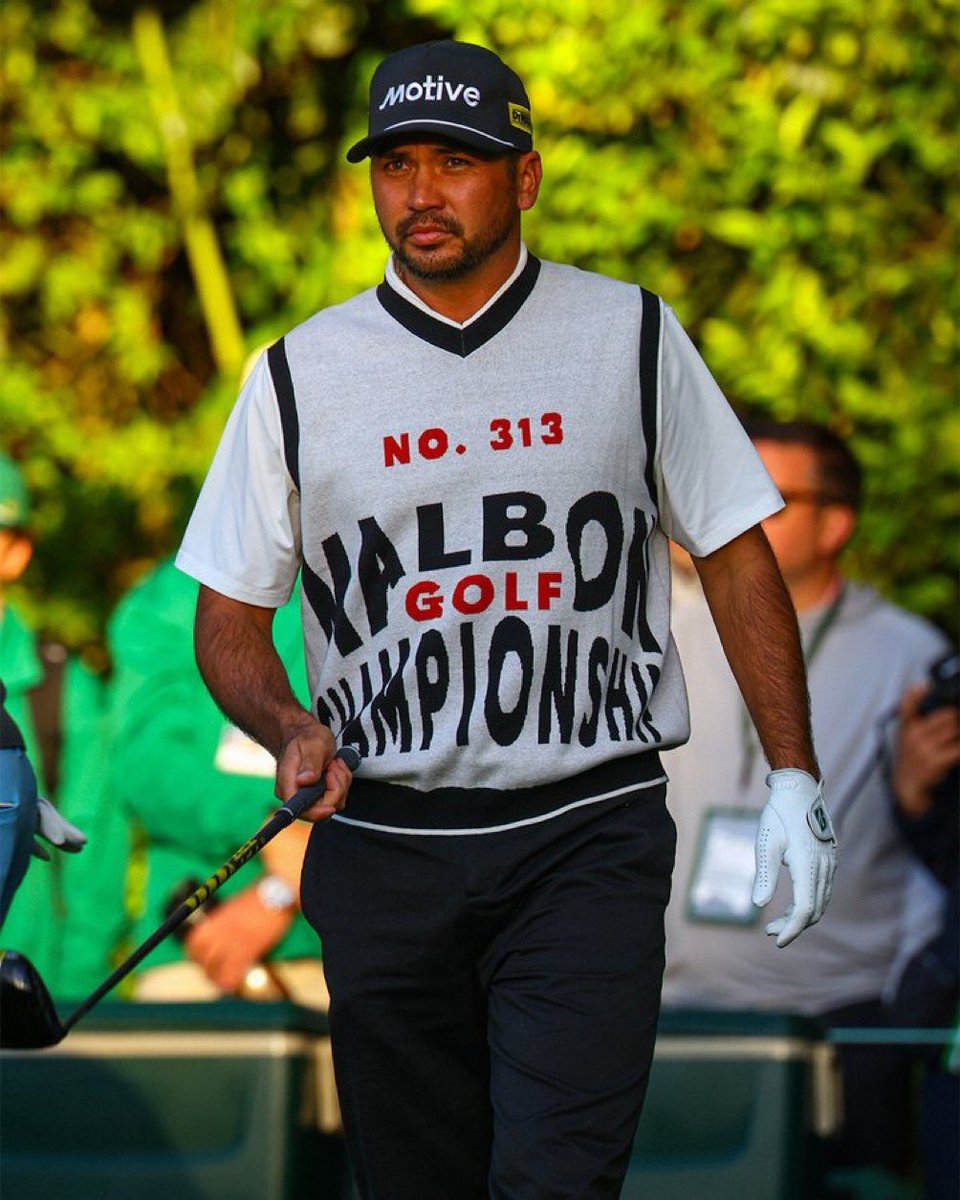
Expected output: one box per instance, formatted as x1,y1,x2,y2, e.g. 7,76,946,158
376,255,541,357
334,750,664,832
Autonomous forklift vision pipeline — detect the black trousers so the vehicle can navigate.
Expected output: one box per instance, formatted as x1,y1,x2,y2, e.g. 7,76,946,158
301,783,675,1200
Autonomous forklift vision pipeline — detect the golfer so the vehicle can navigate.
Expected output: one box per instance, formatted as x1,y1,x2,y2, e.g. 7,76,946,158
176,40,836,1199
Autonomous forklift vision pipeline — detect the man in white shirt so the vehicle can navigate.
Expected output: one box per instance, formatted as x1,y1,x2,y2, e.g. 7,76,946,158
176,41,837,1200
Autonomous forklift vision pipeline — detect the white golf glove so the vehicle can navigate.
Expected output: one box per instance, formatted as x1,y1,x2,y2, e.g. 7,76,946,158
752,769,836,948
30,796,87,861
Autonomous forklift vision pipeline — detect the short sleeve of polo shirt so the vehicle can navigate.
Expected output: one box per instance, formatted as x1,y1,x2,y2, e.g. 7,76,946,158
656,304,783,557
175,353,302,607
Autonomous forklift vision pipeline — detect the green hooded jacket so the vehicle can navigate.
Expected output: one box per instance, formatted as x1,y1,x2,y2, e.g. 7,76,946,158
105,558,318,975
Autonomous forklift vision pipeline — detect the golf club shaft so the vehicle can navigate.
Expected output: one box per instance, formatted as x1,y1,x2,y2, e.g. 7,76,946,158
61,756,357,1033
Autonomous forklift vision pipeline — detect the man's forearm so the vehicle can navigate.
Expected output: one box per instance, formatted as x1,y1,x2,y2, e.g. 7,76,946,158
693,527,819,776
194,584,314,758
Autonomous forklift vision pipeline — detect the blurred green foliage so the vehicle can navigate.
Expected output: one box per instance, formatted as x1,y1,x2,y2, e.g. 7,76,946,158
1,0,957,655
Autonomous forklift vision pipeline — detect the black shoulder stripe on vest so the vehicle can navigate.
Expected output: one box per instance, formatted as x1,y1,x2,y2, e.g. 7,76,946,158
267,338,300,491
638,288,661,510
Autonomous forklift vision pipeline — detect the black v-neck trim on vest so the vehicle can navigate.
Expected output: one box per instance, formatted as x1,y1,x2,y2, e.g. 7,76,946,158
376,255,541,358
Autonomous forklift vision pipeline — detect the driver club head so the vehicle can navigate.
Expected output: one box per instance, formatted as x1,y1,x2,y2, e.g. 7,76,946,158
0,949,66,1049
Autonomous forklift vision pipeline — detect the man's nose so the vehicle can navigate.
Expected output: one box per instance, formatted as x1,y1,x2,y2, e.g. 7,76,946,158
406,165,444,209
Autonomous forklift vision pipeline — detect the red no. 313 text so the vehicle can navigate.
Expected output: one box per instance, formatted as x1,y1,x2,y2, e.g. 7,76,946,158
384,413,564,467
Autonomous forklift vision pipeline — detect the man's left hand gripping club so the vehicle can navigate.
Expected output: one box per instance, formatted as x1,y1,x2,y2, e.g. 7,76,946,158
276,715,355,823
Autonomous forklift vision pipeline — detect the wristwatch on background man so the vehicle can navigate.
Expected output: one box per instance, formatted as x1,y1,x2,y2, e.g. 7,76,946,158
256,873,298,912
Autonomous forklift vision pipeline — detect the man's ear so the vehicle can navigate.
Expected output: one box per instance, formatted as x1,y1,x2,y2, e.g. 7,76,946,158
818,504,857,559
516,151,542,212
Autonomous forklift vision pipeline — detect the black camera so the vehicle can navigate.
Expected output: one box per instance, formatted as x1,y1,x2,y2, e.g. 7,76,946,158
917,652,960,715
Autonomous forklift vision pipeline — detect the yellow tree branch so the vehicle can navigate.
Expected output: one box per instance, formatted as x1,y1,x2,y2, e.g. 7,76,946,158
132,6,245,378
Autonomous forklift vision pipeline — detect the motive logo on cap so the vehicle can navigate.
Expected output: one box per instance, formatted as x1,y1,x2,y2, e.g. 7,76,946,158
378,76,483,111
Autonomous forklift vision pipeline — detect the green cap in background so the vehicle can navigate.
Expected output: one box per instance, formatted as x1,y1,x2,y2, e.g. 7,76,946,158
0,451,29,529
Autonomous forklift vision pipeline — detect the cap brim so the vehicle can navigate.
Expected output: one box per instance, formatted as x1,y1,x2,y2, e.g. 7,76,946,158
346,122,522,163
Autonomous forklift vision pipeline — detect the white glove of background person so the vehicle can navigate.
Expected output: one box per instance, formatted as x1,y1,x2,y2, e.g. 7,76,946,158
752,769,836,948
30,796,87,861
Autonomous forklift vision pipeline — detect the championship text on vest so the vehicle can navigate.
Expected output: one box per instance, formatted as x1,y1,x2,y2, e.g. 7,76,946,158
303,489,664,758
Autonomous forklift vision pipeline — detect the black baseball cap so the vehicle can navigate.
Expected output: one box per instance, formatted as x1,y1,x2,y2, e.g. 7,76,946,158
346,41,534,163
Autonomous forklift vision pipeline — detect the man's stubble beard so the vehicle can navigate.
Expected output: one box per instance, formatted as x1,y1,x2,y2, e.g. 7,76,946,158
382,206,518,283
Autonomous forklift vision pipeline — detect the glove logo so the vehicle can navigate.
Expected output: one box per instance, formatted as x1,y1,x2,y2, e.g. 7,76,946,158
807,798,836,843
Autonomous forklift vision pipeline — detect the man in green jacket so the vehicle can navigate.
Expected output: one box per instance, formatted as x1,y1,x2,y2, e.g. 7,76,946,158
107,556,326,1005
